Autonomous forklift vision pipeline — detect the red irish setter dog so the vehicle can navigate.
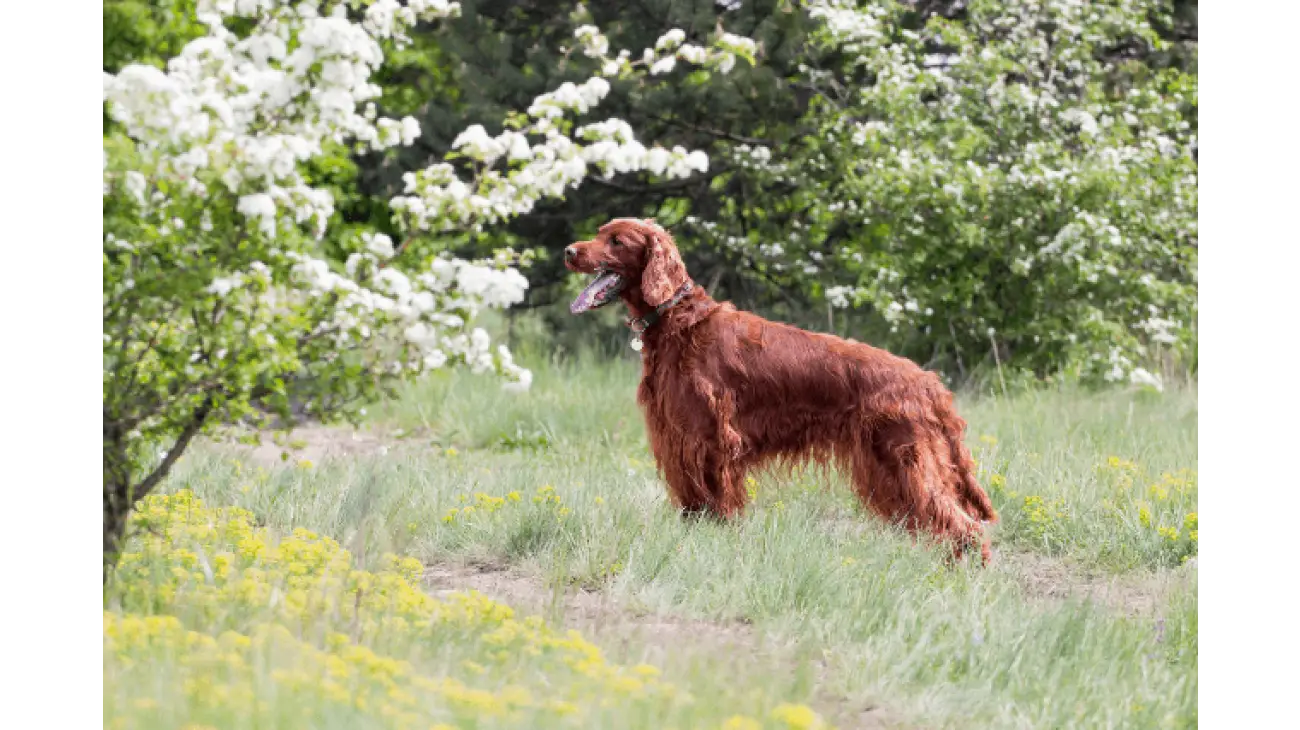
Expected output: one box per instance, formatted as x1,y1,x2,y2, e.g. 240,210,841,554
565,218,997,562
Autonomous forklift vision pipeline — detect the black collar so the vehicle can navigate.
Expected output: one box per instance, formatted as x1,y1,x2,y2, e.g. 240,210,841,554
627,281,694,335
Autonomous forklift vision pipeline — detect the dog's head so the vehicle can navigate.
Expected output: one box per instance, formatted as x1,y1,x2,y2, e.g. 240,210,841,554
564,218,689,314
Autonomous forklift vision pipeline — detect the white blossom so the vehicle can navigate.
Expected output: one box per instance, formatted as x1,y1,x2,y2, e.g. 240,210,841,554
1128,368,1164,392
650,56,677,75
106,2,763,398
656,29,686,51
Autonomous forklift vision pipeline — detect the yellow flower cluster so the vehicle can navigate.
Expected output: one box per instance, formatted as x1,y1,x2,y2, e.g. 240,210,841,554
1145,469,1197,502
106,608,662,728
1021,494,1069,542
1099,456,1142,491
1098,457,1198,564
1145,508,1197,550
441,485,569,524
1134,499,1197,553
106,491,830,729
721,702,831,730
533,484,563,505
1104,455,1139,471
986,472,1017,500
442,490,518,523
770,703,831,729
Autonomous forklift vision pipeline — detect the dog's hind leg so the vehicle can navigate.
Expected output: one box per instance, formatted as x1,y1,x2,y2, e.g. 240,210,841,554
850,421,990,563
933,399,998,524
710,458,751,518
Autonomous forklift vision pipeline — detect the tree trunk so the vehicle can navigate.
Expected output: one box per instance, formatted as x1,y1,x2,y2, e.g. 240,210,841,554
103,441,133,582
103,483,129,581
102,398,214,581
98,402,136,592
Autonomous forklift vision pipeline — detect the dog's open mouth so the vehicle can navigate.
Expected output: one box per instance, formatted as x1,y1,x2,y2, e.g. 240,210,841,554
570,270,627,314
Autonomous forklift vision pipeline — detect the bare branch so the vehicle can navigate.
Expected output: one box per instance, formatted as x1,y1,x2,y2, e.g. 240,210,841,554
380,234,417,270
133,397,215,500
587,173,716,194
646,113,776,147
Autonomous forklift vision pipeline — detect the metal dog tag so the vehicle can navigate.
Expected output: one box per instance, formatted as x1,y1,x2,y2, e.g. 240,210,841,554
630,336,643,352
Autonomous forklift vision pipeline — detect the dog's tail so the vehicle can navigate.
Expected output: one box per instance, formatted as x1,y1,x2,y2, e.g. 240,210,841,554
937,403,998,523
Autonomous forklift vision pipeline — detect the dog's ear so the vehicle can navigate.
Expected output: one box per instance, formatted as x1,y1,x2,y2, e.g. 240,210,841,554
641,225,687,306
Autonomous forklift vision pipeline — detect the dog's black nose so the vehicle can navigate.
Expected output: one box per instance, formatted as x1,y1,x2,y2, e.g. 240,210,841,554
564,245,578,261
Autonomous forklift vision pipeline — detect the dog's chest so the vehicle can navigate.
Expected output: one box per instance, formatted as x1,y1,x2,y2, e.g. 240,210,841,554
636,345,705,416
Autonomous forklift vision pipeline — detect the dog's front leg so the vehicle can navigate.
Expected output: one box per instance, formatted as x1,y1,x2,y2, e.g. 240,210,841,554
654,441,745,521
691,374,745,460
688,376,751,516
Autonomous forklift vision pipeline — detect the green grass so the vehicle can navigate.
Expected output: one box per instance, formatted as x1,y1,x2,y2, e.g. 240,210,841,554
116,357,1198,729
358,355,1198,573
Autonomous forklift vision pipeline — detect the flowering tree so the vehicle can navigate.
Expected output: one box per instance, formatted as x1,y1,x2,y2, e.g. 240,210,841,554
102,0,756,570
341,0,1195,386
677,0,1196,387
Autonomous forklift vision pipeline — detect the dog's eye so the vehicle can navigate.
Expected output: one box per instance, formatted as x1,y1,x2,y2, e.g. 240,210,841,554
610,235,623,247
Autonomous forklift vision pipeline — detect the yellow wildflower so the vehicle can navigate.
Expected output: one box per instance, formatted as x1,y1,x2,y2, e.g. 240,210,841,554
105,490,834,730
723,716,763,730
770,703,828,729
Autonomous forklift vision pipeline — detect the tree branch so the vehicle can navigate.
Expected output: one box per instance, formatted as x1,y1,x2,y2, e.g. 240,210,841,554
133,396,215,500
646,113,776,147
380,233,418,270
587,174,715,194
110,298,187,407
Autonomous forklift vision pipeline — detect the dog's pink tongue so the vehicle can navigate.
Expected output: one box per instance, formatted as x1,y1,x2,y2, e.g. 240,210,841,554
570,273,616,314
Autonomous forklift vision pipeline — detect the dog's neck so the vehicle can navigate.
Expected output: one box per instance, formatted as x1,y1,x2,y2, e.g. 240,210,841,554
621,278,717,337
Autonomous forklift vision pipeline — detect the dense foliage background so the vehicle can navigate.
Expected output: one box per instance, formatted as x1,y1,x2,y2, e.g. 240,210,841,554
105,0,1197,382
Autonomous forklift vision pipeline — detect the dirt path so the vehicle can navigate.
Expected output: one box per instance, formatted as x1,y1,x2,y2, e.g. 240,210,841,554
996,549,1196,617
206,424,428,467
422,560,904,730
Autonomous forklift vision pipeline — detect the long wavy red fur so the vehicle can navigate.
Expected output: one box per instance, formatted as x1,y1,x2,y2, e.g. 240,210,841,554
567,218,997,562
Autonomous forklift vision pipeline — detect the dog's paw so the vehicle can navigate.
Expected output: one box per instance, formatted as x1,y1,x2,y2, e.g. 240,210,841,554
721,428,744,460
